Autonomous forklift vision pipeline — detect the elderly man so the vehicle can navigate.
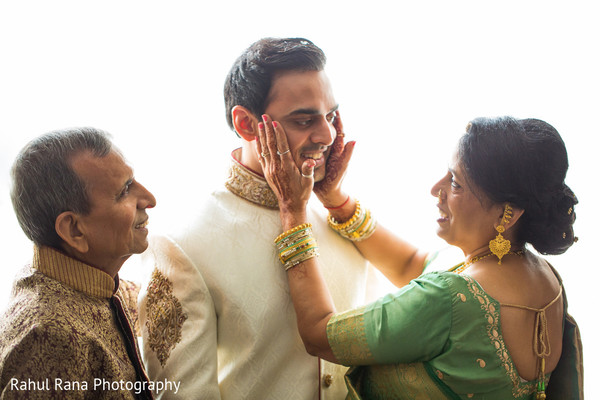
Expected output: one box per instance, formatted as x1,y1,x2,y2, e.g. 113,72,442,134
139,38,379,399
0,128,157,399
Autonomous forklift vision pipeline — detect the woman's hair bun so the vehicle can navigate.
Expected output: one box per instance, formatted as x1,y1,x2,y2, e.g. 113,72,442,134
521,183,578,255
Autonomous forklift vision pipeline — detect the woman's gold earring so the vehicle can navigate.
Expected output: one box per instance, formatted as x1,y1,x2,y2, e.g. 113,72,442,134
489,204,513,264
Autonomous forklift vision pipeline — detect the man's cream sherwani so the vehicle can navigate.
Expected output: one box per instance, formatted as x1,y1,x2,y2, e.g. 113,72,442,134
139,150,377,399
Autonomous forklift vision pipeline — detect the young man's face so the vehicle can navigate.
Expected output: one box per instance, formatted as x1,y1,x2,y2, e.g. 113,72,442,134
263,70,338,182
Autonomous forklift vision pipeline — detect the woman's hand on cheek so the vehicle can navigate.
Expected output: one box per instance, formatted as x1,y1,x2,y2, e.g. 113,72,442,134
314,111,356,208
256,114,313,220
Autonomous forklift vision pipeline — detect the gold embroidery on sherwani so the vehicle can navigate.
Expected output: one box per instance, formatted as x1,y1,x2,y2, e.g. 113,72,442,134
462,275,539,397
327,305,374,365
0,247,140,398
145,268,188,367
225,153,279,209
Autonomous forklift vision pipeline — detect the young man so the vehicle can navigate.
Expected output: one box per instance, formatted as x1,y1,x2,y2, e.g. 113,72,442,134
0,128,157,399
139,38,377,399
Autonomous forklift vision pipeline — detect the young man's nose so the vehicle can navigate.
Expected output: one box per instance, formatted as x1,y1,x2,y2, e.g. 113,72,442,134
311,118,336,146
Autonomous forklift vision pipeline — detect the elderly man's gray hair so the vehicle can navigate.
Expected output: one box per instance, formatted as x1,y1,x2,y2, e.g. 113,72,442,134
11,127,113,248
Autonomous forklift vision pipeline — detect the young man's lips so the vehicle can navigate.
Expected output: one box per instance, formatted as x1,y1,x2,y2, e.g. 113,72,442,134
312,156,326,168
301,151,327,167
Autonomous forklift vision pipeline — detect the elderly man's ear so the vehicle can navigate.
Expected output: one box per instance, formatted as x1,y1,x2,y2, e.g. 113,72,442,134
232,106,259,142
55,212,89,253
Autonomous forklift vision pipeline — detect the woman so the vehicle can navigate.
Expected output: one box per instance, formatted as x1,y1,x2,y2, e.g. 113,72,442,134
256,114,582,399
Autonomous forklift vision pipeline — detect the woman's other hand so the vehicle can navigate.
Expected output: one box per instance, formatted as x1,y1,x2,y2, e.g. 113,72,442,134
313,111,356,208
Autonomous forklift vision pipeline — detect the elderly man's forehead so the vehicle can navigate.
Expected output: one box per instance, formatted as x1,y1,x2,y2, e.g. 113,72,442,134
70,148,132,180
69,145,124,163
110,146,129,163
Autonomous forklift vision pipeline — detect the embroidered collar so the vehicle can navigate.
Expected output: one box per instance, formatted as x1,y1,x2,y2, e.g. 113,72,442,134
33,245,118,298
225,148,279,209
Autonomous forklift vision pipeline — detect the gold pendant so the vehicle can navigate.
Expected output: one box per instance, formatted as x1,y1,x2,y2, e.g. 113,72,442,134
489,230,511,264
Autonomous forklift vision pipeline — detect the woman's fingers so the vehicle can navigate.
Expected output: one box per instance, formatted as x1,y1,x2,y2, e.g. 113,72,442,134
301,159,316,185
254,115,314,208
339,140,356,171
326,111,346,168
328,132,345,163
272,119,294,164
256,121,269,168
261,115,280,167
333,110,344,135
313,111,354,201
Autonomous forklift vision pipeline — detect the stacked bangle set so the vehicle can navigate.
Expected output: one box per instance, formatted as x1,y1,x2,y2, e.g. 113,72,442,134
275,200,377,271
327,199,376,242
275,223,320,270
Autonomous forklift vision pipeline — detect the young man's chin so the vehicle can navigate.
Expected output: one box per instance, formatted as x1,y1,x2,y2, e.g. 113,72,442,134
313,167,327,183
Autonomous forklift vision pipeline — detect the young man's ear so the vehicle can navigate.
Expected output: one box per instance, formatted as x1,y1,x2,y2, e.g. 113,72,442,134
55,211,89,253
232,106,259,142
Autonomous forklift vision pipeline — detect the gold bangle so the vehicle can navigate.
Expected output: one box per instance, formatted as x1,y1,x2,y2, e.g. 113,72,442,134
275,223,312,244
284,247,319,270
275,223,320,270
277,229,313,250
327,200,361,231
280,237,318,263
328,200,377,242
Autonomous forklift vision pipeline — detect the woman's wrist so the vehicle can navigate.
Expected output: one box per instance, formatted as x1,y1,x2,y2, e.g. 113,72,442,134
316,190,347,208
324,195,350,210
280,210,308,231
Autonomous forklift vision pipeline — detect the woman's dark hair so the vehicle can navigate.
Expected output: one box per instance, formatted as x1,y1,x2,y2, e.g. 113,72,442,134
458,116,577,255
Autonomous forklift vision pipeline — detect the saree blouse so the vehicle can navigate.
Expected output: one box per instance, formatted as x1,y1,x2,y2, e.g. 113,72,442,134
327,270,583,399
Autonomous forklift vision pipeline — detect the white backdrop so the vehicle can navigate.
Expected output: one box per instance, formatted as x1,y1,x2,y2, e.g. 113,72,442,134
1,0,597,396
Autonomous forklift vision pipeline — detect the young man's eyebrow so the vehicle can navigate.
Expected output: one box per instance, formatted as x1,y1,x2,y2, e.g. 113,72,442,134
287,104,339,116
